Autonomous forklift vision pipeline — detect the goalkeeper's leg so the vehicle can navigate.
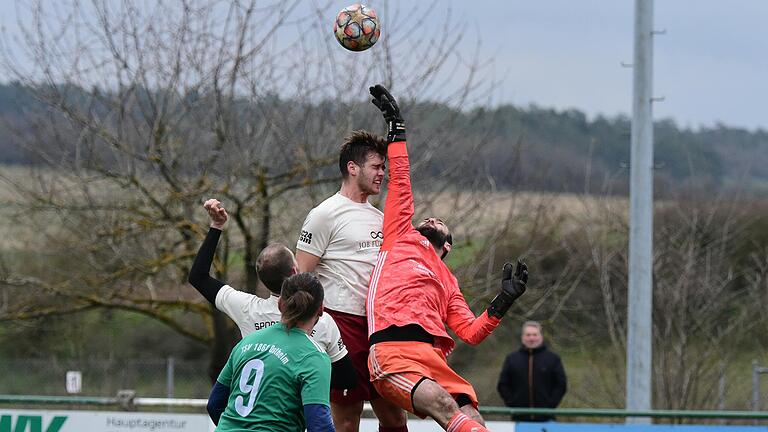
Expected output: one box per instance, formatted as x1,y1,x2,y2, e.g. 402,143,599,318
369,342,488,432
412,379,488,432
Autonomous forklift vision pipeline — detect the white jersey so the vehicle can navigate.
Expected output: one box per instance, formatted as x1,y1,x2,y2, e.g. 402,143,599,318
296,192,383,316
215,285,347,362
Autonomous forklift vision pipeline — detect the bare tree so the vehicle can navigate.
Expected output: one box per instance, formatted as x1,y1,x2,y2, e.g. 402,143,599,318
0,0,502,378
559,191,766,411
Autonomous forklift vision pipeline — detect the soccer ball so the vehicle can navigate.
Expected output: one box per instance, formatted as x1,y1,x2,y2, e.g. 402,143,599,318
333,4,380,52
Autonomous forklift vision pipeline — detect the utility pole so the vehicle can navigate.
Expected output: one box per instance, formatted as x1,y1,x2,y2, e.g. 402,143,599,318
626,0,654,424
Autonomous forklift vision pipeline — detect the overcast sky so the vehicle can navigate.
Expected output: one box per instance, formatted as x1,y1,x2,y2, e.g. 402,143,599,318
442,1,768,131
1,0,766,131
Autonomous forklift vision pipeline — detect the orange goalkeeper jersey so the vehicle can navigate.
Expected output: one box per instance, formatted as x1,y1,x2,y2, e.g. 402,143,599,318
366,141,500,356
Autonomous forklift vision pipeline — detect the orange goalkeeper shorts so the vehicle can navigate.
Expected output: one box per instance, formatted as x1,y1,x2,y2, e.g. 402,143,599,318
368,341,479,416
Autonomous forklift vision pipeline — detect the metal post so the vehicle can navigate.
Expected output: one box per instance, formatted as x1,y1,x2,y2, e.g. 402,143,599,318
166,357,175,400
717,362,726,424
626,0,654,424
753,360,760,412
718,364,726,410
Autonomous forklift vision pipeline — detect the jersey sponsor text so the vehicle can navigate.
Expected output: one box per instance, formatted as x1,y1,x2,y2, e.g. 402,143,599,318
299,230,313,244
253,320,279,331
240,342,290,365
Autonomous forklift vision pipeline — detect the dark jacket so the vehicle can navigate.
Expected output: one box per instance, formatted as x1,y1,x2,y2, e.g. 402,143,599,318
497,343,567,422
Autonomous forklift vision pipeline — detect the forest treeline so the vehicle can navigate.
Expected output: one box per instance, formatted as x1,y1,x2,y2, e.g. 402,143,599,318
2,82,767,195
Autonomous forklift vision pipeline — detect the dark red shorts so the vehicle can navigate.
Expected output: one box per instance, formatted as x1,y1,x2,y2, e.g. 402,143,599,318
325,308,380,404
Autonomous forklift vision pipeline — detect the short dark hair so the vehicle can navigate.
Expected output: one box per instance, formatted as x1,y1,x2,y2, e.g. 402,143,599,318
280,273,324,329
255,244,295,295
339,130,387,178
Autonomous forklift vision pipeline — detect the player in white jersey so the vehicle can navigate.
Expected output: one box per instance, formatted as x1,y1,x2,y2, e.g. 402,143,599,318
296,131,408,432
189,198,356,390
297,191,384,315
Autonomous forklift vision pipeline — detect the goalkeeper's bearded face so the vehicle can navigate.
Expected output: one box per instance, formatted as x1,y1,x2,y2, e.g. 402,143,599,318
416,217,452,259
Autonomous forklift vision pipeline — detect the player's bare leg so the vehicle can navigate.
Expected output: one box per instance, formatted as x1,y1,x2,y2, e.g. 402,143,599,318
333,399,406,432
459,405,485,425
371,397,408,430
331,401,363,432
412,379,488,432
411,379,461,428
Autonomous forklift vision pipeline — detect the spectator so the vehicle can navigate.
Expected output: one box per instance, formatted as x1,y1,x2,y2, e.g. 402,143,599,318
497,321,567,422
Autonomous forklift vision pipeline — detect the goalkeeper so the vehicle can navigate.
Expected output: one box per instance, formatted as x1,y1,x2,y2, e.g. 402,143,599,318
366,85,528,432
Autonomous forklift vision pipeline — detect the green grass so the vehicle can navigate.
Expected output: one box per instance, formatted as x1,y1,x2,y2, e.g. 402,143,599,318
445,239,487,269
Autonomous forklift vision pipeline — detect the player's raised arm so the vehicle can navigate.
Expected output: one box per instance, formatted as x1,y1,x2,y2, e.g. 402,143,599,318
369,84,406,144
187,199,229,304
369,84,413,246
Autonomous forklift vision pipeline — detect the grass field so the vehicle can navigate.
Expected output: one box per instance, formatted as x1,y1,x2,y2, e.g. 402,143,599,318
0,163,631,258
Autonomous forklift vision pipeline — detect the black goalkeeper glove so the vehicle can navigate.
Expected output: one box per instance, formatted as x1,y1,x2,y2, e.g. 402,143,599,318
369,84,406,143
487,260,528,319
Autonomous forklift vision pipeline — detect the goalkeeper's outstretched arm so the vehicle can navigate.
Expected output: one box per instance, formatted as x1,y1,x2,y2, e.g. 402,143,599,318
369,84,414,247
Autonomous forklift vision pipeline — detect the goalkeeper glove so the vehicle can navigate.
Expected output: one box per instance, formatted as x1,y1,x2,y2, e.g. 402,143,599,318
369,84,406,143
487,260,528,319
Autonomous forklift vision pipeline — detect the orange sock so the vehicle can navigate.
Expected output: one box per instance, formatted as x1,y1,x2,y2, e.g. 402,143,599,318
445,412,488,432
